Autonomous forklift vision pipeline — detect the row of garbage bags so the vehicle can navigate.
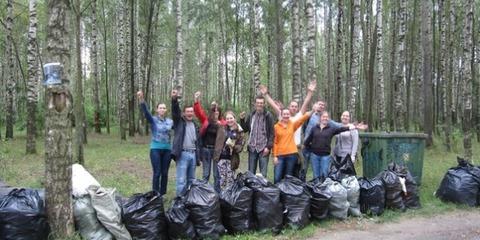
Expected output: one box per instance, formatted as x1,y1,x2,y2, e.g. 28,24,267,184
436,157,480,207
0,159,421,240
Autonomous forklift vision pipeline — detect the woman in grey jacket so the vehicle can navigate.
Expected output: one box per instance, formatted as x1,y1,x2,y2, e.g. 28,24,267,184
333,111,359,163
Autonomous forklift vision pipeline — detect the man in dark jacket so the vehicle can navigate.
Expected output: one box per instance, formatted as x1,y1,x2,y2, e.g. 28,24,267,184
171,89,201,196
240,96,275,178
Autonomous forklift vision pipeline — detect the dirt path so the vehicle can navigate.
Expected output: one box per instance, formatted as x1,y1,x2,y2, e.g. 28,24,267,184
309,210,480,240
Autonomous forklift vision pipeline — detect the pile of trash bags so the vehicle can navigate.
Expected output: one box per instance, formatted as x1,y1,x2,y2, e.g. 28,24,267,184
436,157,480,207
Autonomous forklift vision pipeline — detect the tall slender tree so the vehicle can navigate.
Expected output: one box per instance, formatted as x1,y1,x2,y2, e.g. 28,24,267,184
376,0,386,130
422,0,433,146
394,0,407,131
101,0,110,134
348,0,361,119
128,0,135,137
291,0,301,103
45,0,74,237
5,0,15,140
274,0,284,101
305,0,316,100
26,0,39,154
252,0,261,95
118,0,127,140
92,0,101,134
335,0,345,119
174,0,184,96
462,0,474,161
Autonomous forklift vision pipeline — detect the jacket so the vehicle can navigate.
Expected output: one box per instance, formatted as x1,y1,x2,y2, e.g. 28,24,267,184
240,110,275,151
171,98,201,162
193,101,227,136
213,123,245,170
304,124,350,156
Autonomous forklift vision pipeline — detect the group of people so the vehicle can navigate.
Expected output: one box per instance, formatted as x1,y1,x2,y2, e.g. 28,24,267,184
137,82,366,196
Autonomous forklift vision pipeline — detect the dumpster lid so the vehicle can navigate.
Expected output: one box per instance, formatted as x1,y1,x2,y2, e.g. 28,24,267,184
359,132,428,139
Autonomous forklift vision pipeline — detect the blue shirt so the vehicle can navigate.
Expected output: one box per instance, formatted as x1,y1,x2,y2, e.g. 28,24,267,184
141,103,173,149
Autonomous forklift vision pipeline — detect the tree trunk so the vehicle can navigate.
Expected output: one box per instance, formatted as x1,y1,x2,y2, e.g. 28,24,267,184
275,0,283,102
462,0,474,161
118,0,127,140
335,0,344,120
91,0,101,134
444,0,454,150
101,0,110,134
348,0,361,119
73,0,86,164
388,3,397,131
376,0,386,130
422,0,433,146
45,0,75,237
394,0,407,131
439,0,449,150
5,0,15,140
252,0,261,95
305,0,316,96
128,0,135,137
291,0,301,103
26,0,39,154
325,0,333,109
174,0,184,96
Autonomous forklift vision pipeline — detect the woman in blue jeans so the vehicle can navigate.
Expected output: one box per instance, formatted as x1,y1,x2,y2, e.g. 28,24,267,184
304,111,367,180
138,91,173,195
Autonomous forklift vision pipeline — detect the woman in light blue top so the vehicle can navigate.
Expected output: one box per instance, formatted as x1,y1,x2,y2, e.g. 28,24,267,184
137,91,174,195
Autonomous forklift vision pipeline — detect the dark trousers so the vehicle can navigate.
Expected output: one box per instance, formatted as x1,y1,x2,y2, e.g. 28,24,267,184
150,149,172,195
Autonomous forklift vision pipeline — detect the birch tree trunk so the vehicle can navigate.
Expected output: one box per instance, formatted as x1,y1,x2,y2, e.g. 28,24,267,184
305,0,316,92
462,0,474,161
5,0,15,139
174,0,184,96
92,0,101,134
73,0,86,163
422,0,433,146
394,0,407,131
291,0,301,103
439,0,450,150
101,0,110,134
444,0,454,150
118,0,127,140
348,0,361,119
275,0,284,101
26,0,39,153
376,0,386,130
45,0,74,237
252,0,261,95
335,0,344,119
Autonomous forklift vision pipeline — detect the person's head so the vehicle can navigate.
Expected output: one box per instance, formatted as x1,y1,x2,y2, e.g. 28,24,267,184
341,111,351,124
208,104,222,123
156,103,167,117
225,111,237,127
255,96,265,113
183,104,194,121
288,101,299,114
317,101,326,113
281,108,291,122
320,111,330,125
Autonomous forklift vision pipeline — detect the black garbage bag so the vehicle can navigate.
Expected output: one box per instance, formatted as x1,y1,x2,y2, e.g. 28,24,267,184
122,191,167,240
243,171,283,233
166,197,196,240
436,158,480,207
276,175,311,229
358,177,385,215
0,187,14,199
378,168,405,211
322,178,349,220
306,178,331,220
73,196,113,240
0,188,49,240
220,173,254,233
329,154,356,181
387,163,421,209
184,179,225,239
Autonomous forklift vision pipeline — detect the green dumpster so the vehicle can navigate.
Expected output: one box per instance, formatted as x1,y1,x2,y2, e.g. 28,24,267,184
359,132,427,185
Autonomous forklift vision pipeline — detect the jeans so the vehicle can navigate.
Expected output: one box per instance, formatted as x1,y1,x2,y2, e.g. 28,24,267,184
150,149,172,195
274,154,298,183
300,148,312,181
248,150,269,178
176,150,196,196
202,147,220,192
311,153,331,180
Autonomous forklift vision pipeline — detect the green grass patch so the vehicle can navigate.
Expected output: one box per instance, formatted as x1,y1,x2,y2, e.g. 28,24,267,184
1,129,479,239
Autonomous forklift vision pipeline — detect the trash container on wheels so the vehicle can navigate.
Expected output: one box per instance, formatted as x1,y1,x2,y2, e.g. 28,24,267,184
359,132,427,185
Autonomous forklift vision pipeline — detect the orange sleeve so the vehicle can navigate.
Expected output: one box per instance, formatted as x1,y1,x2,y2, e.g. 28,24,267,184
293,113,311,130
193,101,208,125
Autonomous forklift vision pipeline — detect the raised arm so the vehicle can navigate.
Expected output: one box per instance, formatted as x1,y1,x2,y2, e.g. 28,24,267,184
299,81,317,114
293,112,312,130
259,84,281,116
137,91,154,124
193,91,208,125
171,90,181,126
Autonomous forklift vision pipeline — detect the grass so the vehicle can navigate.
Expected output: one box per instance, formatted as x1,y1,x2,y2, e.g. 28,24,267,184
1,128,479,239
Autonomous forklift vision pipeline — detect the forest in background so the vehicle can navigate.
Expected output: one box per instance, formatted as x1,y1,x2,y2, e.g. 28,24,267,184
0,0,479,161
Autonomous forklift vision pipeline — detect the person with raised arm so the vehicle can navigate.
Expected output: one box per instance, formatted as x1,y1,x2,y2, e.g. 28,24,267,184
333,111,359,163
137,91,173,195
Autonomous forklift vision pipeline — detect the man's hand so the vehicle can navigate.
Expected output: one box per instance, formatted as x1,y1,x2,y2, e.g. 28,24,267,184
194,91,201,102
273,157,279,166
307,81,317,92
259,84,268,96
262,148,270,157
171,89,178,99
